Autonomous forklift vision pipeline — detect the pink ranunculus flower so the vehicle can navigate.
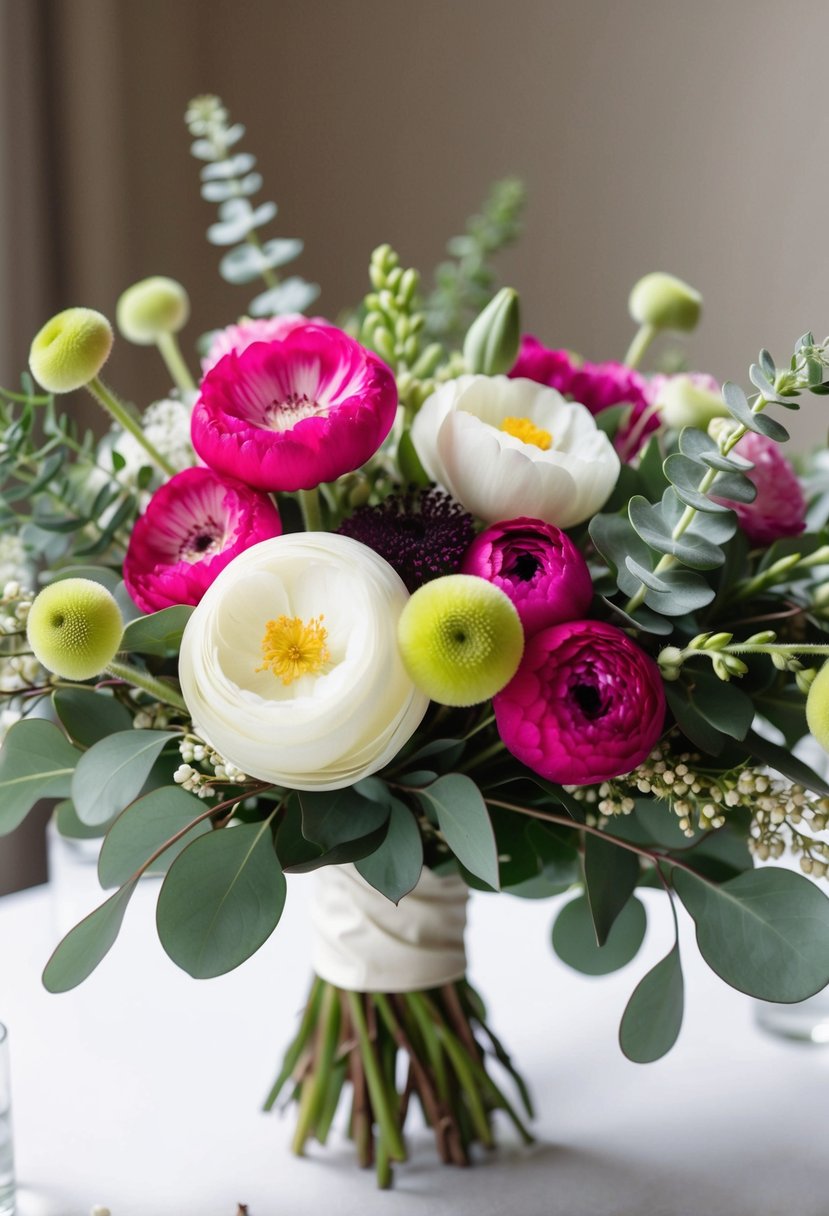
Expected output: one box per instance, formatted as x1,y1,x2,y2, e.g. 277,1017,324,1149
191,326,398,492
461,517,593,636
510,336,658,460
123,467,283,613
714,430,807,546
493,619,665,785
201,314,327,374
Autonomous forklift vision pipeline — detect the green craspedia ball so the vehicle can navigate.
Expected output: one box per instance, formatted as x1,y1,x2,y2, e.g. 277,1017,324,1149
116,276,190,345
397,574,524,707
29,308,113,393
27,578,123,681
628,272,702,333
806,662,829,754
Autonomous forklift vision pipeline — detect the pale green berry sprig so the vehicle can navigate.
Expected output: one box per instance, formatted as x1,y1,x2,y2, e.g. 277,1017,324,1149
362,245,444,417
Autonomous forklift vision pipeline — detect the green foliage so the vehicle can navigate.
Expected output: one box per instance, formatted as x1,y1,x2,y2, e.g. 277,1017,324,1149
276,794,389,873
619,944,684,1063
186,95,318,316
43,881,137,993
52,687,132,746
156,819,286,978
673,866,829,1001
583,834,640,946
415,774,500,890
71,730,177,826
299,785,391,853
0,720,79,835
552,894,647,976
426,178,526,346
120,606,194,656
355,797,424,904
98,786,211,888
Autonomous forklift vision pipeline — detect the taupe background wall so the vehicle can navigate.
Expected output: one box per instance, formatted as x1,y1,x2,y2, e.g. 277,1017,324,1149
1,0,829,890
2,0,829,444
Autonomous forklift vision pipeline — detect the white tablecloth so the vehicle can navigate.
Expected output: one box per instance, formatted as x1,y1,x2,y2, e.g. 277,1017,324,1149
2,856,828,1216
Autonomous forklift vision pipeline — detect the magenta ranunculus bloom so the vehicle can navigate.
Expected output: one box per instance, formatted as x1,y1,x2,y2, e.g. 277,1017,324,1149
123,467,283,613
461,517,593,636
493,619,665,785
714,430,807,546
510,336,658,460
192,326,398,492
201,314,327,374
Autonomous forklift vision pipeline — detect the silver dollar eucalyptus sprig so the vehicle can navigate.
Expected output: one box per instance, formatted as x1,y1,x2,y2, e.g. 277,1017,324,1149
185,95,319,317
592,333,829,634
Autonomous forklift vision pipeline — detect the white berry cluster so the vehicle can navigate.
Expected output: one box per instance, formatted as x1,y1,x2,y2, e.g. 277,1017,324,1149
0,581,48,693
110,397,195,499
173,732,247,798
746,775,829,877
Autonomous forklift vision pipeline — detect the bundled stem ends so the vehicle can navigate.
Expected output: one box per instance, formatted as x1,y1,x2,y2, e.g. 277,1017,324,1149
265,975,533,1189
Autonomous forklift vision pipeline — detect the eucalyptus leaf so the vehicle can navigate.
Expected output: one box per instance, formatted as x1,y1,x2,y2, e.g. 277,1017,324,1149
0,719,80,835
584,834,641,946
619,943,684,1062
643,567,716,615
665,682,727,755
664,453,731,514
71,731,177,826
674,866,829,1000
552,894,647,976
744,730,829,798
54,799,108,840
156,820,286,979
299,786,390,852
355,797,423,904
121,606,194,656
248,277,321,317
53,687,132,747
416,774,500,890
98,786,211,888
686,668,755,741
43,881,137,993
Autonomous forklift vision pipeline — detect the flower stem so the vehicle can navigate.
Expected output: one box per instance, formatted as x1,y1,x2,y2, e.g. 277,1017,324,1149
624,323,657,369
87,376,177,477
105,658,187,712
298,487,323,532
156,332,196,393
347,992,407,1163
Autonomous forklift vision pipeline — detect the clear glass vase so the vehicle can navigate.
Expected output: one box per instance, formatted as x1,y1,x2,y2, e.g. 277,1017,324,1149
755,989,829,1043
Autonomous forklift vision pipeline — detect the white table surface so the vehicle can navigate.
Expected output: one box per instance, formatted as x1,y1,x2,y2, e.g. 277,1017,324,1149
2,855,828,1216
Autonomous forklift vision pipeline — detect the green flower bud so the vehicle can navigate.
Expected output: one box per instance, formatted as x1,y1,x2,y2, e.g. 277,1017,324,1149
116,276,190,345
29,308,113,394
27,578,123,681
629,273,702,333
655,375,727,429
397,574,523,707
807,662,829,754
463,287,521,376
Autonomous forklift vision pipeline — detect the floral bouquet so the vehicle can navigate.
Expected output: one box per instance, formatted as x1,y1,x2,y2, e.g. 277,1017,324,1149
3,95,829,1188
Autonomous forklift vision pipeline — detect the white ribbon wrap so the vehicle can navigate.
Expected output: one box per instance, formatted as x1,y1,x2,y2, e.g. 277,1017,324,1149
311,864,469,992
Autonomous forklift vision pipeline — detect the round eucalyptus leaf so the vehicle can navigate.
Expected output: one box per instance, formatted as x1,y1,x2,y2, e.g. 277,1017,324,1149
156,821,286,979
552,894,647,976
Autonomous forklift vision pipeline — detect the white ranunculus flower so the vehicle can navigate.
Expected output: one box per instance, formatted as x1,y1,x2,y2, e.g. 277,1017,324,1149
411,375,620,527
177,533,429,791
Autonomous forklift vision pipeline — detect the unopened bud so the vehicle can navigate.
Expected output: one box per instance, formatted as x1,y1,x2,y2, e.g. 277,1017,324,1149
629,272,702,333
117,277,190,345
463,287,521,376
655,375,727,429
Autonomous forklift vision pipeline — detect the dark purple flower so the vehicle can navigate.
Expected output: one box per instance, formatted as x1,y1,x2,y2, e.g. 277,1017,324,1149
337,488,474,592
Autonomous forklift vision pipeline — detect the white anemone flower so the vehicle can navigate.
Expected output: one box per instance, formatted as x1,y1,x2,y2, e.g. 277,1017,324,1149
177,533,429,792
411,375,620,527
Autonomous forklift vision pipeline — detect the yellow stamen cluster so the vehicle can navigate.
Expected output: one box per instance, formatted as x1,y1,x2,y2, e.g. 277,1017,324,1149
499,416,552,450
257,614,330,685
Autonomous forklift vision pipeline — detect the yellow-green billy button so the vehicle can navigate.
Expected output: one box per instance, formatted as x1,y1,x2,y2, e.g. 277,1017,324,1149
29,308,113,394
397,574,524,707
27,578,123,681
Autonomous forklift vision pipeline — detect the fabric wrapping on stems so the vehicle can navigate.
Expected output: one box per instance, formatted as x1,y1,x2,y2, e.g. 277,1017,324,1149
311,863,469,992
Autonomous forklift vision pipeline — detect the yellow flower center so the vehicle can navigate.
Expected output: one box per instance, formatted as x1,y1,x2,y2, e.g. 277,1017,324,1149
257,614,330,685
499,416,552,450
